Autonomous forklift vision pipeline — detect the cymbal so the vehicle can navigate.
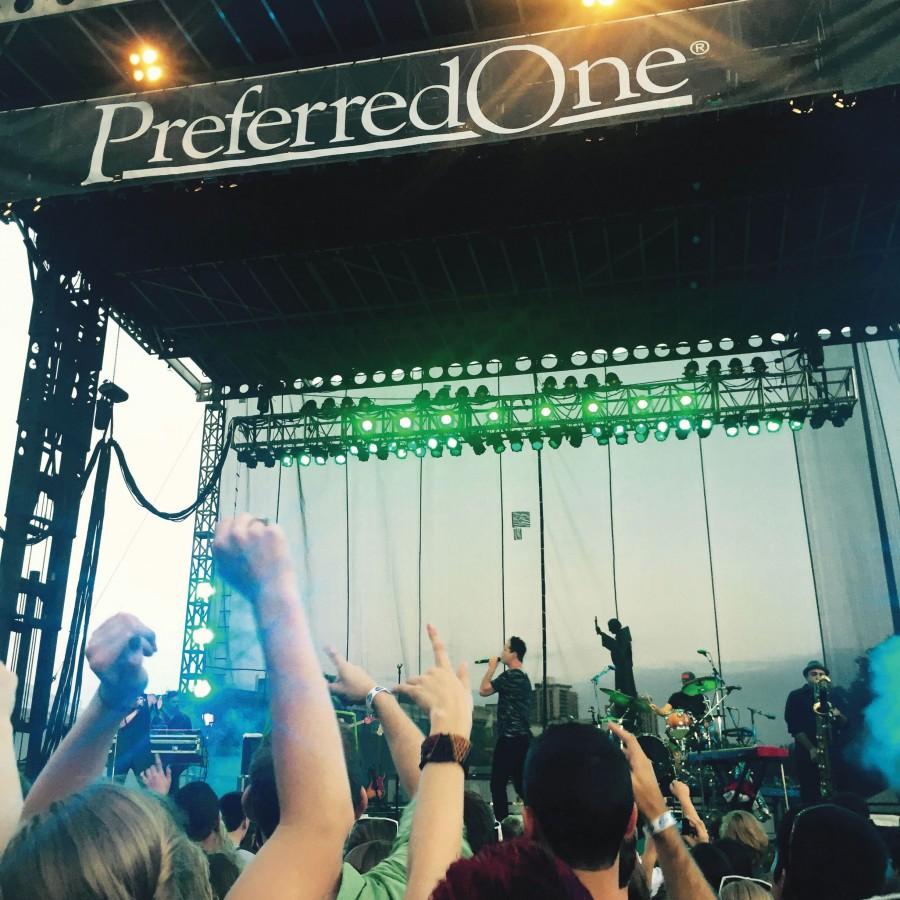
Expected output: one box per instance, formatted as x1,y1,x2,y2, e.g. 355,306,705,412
682,675,725,696
600,687,652,712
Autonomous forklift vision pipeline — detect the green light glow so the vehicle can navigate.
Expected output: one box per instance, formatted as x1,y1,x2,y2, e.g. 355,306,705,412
440,413,453,426
399,416,412,429
636,398,649,410
361,419,374,432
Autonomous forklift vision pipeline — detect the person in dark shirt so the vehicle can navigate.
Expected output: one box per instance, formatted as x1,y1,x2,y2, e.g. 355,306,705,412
112,694,153,783
479,635,532,822
652,671,708,721
784,659,848,802
156,691,193,791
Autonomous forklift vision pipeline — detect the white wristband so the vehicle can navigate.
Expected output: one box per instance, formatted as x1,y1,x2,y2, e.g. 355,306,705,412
365,685,390,711
646,810,678,836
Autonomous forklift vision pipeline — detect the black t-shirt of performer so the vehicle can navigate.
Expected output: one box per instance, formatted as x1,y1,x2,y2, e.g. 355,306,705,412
667,690,706,720
492,668,533,737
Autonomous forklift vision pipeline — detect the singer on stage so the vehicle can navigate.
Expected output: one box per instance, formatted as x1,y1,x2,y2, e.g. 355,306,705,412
479,636,532,823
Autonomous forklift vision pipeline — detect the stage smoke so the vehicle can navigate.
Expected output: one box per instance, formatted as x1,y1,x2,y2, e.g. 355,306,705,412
862,636,900,787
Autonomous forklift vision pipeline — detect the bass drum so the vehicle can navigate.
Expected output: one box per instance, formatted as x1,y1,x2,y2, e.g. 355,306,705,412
636,734,677,798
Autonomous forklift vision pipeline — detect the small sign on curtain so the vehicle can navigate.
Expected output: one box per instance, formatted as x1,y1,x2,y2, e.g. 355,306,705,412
512,511,531,540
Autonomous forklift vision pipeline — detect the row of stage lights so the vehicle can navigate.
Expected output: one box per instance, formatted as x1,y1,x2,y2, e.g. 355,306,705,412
235,363,855,469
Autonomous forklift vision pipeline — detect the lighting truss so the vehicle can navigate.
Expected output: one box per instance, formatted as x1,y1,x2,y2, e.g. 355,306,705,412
230,367,857,466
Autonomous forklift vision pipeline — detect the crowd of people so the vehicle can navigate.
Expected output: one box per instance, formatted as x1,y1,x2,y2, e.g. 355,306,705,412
0,514,895,899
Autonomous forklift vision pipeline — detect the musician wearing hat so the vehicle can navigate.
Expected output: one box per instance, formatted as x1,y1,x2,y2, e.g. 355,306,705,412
785,660,848,802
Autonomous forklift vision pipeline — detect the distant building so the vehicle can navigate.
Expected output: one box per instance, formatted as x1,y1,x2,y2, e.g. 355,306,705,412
533,679,579,724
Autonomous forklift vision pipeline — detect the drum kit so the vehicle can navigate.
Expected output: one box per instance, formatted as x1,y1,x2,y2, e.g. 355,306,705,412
597,673,735,787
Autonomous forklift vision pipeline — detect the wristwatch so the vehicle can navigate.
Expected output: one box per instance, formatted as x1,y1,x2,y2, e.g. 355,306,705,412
419,734,472,770
646,810,678,836
365,685,390,711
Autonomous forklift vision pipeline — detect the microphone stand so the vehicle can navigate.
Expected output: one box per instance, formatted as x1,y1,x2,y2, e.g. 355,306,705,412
699,651,726,747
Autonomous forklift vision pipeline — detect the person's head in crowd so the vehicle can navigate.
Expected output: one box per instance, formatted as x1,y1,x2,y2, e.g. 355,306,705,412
691,843,732,889
715,838,756,878
772,803,887,900
245,725,369,845
432,839,592,899
219,790,249,846
501,814,524,841
345,816,398,855
503,636,526,664
522,723,635,878
0,782,214,900
720,810,769,866
831,791,871,822
464,790,498,854
719,878,773,899
802,660,828,687
608,619,622,635
681,671,696,687
344,839,393,874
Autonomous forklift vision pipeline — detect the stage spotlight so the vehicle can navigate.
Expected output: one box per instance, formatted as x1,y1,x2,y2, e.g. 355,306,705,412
810,408,827,430
728,358,744,376
492,440,505,454
613,424,626,437
750,357,768,375
679,393,694,407
653,427,669,442
656,420,670,436
426,437,438,450
677,417,692,432
320,398,336,414
683,361,699,378
615,430,628,446
831,404,852,427
439,413,454,426
746,415,761,436
487,410,500,422
191,679,212,699
567,430,583,449
548,430,563,450
563,376,578,391
314,451,327,465
334,453,347,465
446,437,460,449
634,423,649,443
584,374,600,390
280,452,293,467
399,415,412,429
698,417,713,438
474,385,490,402
434,386,452,403
131,47,163,85
357,448,370,462
448,444,462,457
414,390,431,407
529,430,544,450
509,432,524,452
706,360,722,377
605,372,621,387
724,416,740,437
196,582,215,601
585,400,601,415
543,376,558,392
367,442,379,454
192,626,215,647
540,405,552,418
455,386,470,400
414,445,427,458
766,414,783,433
341,397,355,409
361,419,374,433
635,397,650,411
789,409,807,431
376,445,390,460
298,453,312,467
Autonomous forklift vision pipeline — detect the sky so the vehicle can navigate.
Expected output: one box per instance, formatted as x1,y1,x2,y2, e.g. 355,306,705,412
0,221,898,749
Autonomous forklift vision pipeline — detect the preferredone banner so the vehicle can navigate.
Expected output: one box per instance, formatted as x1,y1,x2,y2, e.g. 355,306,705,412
0,0,872,202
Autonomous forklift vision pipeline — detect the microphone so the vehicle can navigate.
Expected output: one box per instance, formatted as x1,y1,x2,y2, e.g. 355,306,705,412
474,657,496,665
590,665,615,683
726,685,743,693
697,649,710,656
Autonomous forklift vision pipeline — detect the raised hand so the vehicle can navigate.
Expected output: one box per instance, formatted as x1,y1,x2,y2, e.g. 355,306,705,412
213,514,296,613
608,721,667,820
395,624,473,738
325,647,376,703
140,753,172,797
85,613,156,708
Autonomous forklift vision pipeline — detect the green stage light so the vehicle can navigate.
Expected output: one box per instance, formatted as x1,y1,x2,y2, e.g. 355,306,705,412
596,434,609,446
280,453,293,468
679,394,694,407
613,423,626,436
548,431,563,450
430,445,443,458
746,416,761,435
698,417,713,438
567,430,583,449
191,679,212,699
440,413,453,426
396,447,408,458
677,418,692,432
635,398,649,411
469,436,486,455
447,437,460,449
368,442,378,453
427,437,439,450
357,448,370,462
399,416,412,429
377,446,390,461
414,445,427,458
529,430,544,450
299,453,312,466
615,431,628,445
314,453,327,466
492,442,505,454
334,453,347,465
586,401,600,414
349,445,360,456
591,424,604,437
789,410,806,431
724,416,740,437
361,419,374,432
766,414,783,433
656,420,670,435
510,432,524,452
488,410,500,422
448,444,462,457
540,406,552,418
635,423,649,443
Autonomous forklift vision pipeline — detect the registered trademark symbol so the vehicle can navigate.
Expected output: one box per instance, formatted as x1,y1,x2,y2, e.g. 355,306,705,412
690,40,710,56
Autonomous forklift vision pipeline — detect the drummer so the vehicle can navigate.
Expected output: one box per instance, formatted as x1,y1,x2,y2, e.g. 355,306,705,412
651,671,707,721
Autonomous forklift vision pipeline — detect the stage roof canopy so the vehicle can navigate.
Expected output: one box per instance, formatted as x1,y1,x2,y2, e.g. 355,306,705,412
1,0,898,398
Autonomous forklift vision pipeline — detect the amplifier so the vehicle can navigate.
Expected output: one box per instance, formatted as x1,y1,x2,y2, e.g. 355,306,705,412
150,729,203,766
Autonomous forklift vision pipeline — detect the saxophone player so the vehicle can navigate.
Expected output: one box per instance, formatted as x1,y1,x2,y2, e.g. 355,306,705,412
784,660,848,802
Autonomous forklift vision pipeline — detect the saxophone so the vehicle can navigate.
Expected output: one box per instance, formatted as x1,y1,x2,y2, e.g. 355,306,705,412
812,676,834,799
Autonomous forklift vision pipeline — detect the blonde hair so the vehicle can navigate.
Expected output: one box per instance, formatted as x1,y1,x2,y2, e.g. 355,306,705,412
719,879,773,899
1,782,214,900
719,810,769,857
